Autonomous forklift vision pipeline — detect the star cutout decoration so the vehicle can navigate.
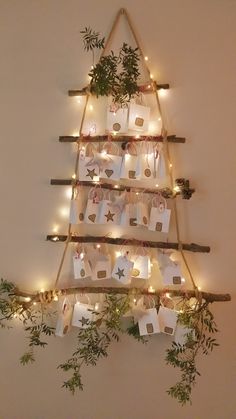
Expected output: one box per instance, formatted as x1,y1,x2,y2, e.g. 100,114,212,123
80,316,89,327
86,168,98,179
105,210,115,222
115,268,125,279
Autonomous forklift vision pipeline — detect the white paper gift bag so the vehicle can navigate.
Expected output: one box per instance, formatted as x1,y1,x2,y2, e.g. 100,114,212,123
120,143,138,180
78,143,100,182
98,193,120,225
128,103,150,132
148,195,171,233
174,325,194,346
131,255,151,280
88,248,112,281
157,306,178,335
154,143,167,181
55,298,73,337
73,250,92,280
106,103,128,133
100,142,122,181
136,199,149,227
112,255,134,285
69,186,87,224
120,203,138,227
135,143,156,180
138,308,160,336
84,187,103,224
72,302,94,329
158,252,183,286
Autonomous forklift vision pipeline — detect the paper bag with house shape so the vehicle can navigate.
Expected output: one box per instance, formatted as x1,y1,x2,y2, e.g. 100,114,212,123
112,255,134,285
84,188,102,224
148,197,171,233
128,103,150,132
136,200,149,227
158,252,183,286
55,298,73,337
73,252,92,280
78,144,100,182
131,255,151,280
98,197,120,225
106,105,128,134
138,308,161,336
72,302,94,329
120,203,138,228
157,306,178,336
120,146,138,180
88,250,112,281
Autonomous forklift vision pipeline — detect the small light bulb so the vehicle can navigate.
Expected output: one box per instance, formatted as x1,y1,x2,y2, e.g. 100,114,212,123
96,244,101,249
80,252,84,260
158,117,161,121
159,89,167,97
174,185,180,193
13,313,17,318
148,84,151,89
101,150,107,156
52,236,59,242
40,288,44,293
72,131,79,137
135,134,140,139
150,74,154,79
133,298,137,303
155,184,159,188
91,65,94,70
53,225,59,233
53,296,59,302
113,131,117,136
115,251,121,258
94,303,99,311
65,187,72,199
198,286,201,291
169,163,173,168
59,206,70,218
76,97,81,104
165,293,171,298
148,286,155,293
25,297,31,302
181,278,186,283
33,302,37,306
136,192,139,196
114,185,119,189
150,263,153,268
89,105,93,111
144,56,148,61
72,173,76,179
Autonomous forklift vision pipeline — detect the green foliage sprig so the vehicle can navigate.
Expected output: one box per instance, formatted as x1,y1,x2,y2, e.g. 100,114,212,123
81,27,140,105
166,299,219,405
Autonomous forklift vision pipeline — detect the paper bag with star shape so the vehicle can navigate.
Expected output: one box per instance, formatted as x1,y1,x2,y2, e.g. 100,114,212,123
111,255,134,285
71,302,94,329
98,198,120,225
78,147,100,182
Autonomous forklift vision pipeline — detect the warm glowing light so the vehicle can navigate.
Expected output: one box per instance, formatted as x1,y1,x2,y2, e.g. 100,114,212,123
150,74,154,79
159,89,167,97
76,96,81,104
136,192,139,196
158,117,162,121
133,298,137,303
101,150,107,156
65,187,72,199
150,263,153,268
91,65,94,69
80,252,84,260
13,313,18,318
115,251,121,258
144,56,148,61
148,84,151,89
52,236,59,242
169,163,173,168
89,105,93,111
181,278,186,283
72,131,79,137
96,244,101,249
40,288,45,293
72,173,76,179
155,184,159,188
174,185,181,193
148,286,155,293
53,225,59,234
165,293,171,298
113,131,117,136
53,296,59,302
25,297,31,302
114,185,119,189
33,302,37,306
93,176,100,182
59,206,70,218
94,303,99,311
135,134,140,139
198,286,201,291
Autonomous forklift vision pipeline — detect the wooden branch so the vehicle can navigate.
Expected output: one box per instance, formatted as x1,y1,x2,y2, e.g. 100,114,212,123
68,81,169,97
50,179,195,200
59,135,186,144
46,235,210,253
15,287,231,303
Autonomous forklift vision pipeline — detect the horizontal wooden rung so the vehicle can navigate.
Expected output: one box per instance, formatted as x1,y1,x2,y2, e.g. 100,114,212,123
68,81,169,97
59,135,186,144
50,178,195,200
46,235,210,253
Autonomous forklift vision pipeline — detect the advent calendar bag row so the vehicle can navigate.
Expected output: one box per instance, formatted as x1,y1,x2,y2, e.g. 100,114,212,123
78,141,167,182
70,188,172,233
72,245,184,286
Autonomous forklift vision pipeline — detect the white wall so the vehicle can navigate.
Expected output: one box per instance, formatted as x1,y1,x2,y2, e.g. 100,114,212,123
0,1,235,418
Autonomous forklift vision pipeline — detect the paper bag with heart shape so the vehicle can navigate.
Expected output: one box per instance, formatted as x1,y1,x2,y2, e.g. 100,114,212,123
148,195,171,233
84,187,103,224
112,255,134,285
106,103,128,134
138,308,160,336
78,143,100,182
157,306,178,336
128,103,150,132
100,143,123,181
72,302,94,329
55,298,73,337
